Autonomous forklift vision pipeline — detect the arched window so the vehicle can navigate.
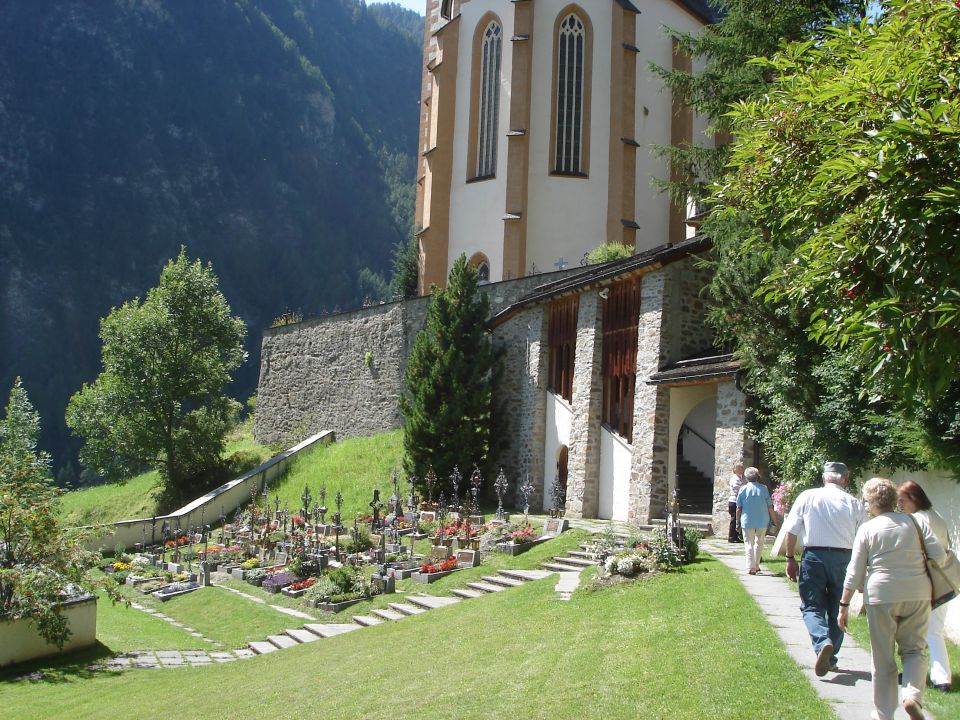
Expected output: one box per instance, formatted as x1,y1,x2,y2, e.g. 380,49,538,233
469,252,491,283
475,20,502,178
552,11,591,175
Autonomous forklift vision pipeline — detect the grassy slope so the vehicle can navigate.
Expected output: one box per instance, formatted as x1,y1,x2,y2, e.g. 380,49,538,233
58,424,275,527
4,552,833,720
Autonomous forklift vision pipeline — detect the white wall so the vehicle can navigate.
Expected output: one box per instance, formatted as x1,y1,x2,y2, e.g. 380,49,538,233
447,0,514,279
598,426,631,521
526,0,612,273
682,396,716,478
543,390,573,512
667,384,715,496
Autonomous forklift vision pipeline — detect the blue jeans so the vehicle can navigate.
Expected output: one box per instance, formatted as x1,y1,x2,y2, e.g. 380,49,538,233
799,548,851,660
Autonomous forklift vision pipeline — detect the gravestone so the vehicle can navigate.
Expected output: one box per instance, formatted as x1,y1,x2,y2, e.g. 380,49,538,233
430,545,452,560
420,511,436,523
543,518,569,537
456,549,478,568
275,551,288,565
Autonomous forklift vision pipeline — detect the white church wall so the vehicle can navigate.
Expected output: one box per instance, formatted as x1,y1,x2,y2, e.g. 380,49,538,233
633,3,711,252
543,390,573,512
598,425,632,521
447,0,514,279
526,0,613,272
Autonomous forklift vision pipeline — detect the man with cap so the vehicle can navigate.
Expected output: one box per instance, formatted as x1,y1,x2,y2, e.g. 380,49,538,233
783,461,865,676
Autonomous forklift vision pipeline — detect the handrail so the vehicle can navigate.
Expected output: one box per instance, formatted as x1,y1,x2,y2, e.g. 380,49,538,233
680,423,714,450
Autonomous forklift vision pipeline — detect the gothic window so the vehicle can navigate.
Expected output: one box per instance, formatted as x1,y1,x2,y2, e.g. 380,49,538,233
476,20,502,178
601,279,641,442
469,252,491,283
553,11,590,175
548,295,579,403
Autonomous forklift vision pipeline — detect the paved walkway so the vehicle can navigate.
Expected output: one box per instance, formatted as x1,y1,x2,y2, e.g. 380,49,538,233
702,539,932,720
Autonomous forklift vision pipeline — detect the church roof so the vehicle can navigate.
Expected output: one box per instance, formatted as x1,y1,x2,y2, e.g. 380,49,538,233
673,0,723,24
488,234,712,329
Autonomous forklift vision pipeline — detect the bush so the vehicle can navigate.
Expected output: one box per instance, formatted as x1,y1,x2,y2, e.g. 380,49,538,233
585,243,633,265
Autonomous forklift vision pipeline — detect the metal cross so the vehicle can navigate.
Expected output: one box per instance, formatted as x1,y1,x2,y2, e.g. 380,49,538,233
554,256,568,271
450,466,462,505
494,468,509,521
425,466,437,505
519,474,535,525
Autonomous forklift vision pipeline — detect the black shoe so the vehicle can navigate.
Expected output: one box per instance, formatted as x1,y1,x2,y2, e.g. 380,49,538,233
933,683,951,692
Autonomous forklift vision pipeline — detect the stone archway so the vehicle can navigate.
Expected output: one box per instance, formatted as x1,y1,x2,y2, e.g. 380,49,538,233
666,386,717,514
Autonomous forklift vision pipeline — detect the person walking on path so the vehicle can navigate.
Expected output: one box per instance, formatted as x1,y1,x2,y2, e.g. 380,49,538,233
839,478,945,720
783,461,865,677
898,480,954,692
728,461,744,543
736,466,776,574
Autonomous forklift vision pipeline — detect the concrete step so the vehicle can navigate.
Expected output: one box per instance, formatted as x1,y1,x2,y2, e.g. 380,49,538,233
352,615,383,627
302,623,361,638
406,595,460,610
451,587,484,599
465,581,504,593
498,569,552,582
566,550,596,559
248,641,278,655
285,628,320,644
481,575,523,587
371,608,406,622
553,556,595,567
541,562,584,572
388,602,426,616
266,634,299,650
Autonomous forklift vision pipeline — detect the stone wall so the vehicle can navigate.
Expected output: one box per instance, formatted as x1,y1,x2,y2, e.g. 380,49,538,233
491,307,547,508
255,268,582,448
675,258,715,360
712,379,748,532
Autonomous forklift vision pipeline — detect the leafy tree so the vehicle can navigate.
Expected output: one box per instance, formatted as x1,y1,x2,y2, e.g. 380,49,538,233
390,233,420,300
1,379,120,648
713,0,960,477
400,255,495,484
66,249,246,507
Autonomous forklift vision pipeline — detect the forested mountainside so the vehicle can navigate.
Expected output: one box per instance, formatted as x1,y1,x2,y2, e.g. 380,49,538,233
0,0,422,475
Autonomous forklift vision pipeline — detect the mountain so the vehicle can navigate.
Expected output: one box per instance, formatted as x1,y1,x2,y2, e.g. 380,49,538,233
0,0,423,472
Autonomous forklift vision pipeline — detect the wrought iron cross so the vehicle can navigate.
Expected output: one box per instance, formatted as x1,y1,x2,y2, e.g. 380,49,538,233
519,474,535,525
494,468,509,521
450,466,462,506
425,466,437,505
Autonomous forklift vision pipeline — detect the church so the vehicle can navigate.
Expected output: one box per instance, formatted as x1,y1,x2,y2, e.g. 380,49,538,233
255,0,752,534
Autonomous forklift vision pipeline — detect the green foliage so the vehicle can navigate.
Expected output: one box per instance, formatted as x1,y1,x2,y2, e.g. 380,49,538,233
719,0,960,405
0,380,121,649
66,249,247,509
650,0,866,203
584,243,633,265
390,234,420,300
399,256,496,484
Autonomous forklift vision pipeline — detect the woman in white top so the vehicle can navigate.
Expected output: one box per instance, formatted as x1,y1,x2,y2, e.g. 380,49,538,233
838,477,945,720
898,480,953,692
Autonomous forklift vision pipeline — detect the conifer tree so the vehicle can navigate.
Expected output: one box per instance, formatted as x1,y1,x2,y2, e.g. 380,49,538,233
400,255,494,485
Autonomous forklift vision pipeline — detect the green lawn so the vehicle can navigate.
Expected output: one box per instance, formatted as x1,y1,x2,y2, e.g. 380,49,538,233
3,550,834,720
93,591,211,652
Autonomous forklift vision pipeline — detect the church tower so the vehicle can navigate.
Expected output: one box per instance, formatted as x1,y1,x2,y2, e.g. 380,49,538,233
414,0,718,293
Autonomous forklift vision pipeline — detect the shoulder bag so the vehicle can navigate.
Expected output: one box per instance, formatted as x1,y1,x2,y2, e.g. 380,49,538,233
908,515,960,609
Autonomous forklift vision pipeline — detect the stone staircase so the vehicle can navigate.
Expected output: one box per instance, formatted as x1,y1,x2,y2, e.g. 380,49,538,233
246,568,555,655
649,513,714,536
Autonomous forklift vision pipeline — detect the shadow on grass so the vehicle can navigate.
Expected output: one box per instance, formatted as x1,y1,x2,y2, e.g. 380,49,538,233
0,642,121,684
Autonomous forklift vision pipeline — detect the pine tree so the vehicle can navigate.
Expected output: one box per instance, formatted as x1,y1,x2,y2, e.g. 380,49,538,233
399,255,494,485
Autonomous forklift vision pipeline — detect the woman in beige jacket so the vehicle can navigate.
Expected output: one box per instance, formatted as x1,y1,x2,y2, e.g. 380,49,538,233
838,477,945,720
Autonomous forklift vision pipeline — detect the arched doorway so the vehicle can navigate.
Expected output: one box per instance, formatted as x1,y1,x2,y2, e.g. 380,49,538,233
551,445,569,512
675,396,716,513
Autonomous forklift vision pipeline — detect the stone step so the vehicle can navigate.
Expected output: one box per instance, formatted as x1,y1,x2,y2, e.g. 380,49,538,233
285,628,321,644
481,575,523,588
267,634,299,650
465,581,504,593
388,602,426,616
498,569,552,582
352,615,383,627
371,608,406,622
566,550,596,559
553,556,595,567
406,595,460,610
302,623,362,638
450,587,484,599
541,562,584,572
248,641,278,655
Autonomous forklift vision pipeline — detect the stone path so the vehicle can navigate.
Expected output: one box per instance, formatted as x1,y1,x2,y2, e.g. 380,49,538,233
702,539,933,720
215,583,316,620
129,601,218,644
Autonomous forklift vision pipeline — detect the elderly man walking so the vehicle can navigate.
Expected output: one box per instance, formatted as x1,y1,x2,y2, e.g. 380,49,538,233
783,461,865,676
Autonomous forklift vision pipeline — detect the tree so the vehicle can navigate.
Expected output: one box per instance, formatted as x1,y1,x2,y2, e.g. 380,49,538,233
713,0,960,476
67,249,247,507
390,233,420,300
399,255,495,484
1,379,119,648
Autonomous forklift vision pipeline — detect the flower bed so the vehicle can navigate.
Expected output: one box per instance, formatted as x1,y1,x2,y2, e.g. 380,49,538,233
411,555,459,583
261,571,296,594
281,577,315,598
410,569,457,584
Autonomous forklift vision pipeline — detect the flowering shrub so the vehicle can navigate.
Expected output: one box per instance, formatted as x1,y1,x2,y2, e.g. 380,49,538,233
112,561,133,572
261,572,296,591
772,483,792,515
419,556,458,574
509,525,536,543
291,516,304,527
603,550,655,578
131,555,151,568
240,558,260,571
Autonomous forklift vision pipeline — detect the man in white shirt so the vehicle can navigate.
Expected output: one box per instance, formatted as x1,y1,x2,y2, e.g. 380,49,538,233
783,461,865,677
727,462,744,543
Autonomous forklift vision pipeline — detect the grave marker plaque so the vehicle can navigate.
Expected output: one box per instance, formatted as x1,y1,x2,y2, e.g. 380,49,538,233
456,549,478,568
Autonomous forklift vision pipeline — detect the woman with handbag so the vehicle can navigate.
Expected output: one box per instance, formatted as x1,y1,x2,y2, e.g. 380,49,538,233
898,480,954,692
838,477,946,720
